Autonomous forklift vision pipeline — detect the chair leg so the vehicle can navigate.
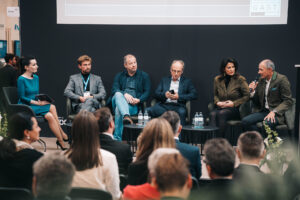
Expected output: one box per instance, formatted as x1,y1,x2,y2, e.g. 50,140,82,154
37,138,47,152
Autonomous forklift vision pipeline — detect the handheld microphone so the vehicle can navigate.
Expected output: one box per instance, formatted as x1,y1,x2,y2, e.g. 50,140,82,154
250,76,259,92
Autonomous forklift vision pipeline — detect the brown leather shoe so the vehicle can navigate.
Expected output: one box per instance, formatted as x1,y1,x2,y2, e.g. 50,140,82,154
123,116,133,125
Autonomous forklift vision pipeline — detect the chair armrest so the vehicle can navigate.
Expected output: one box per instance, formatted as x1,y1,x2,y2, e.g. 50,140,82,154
66,97,72,116
9,104,36,117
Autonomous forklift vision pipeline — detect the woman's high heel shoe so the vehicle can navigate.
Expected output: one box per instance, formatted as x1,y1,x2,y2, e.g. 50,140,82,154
56,140,67,150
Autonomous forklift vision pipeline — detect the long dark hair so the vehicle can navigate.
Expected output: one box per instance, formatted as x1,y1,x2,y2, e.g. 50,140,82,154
66,110,102,171
8,112,34,140
219,57,239,79
20,55,36,74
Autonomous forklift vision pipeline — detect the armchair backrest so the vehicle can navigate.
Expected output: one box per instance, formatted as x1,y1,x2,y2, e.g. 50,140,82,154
284,98,296,131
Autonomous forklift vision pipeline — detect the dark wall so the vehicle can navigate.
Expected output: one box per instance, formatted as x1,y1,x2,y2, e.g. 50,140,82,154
20,0,300,120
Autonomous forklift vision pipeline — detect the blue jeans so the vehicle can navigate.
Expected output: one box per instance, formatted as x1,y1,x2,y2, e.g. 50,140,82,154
241,111,279,132
112,92,138,141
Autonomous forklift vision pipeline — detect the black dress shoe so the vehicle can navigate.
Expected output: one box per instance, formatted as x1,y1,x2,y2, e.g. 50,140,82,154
123,116,133,125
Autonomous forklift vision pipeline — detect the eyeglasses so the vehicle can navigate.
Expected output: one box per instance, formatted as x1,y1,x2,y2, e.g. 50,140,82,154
171,69,182,74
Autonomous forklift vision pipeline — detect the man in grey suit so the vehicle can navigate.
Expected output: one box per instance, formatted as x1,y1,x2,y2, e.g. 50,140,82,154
64,55,106,113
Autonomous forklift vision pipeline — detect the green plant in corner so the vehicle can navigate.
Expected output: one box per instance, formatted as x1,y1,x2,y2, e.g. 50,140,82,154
260,122,287,175
0,112,8,138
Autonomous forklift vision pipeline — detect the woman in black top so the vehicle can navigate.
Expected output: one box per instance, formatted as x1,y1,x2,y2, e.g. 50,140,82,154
0,112,43,190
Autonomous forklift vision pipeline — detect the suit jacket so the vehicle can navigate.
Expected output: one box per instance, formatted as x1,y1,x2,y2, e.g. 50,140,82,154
0,64,17,88
155,76,197,106
99,133,132,174
252,71,292,124
128,160,149,186
175,139,201,179
233,164,264,180
64,73,106,110
213,74,250,107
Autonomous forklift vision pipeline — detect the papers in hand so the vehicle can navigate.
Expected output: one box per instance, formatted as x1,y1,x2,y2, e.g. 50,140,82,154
36,94,54,103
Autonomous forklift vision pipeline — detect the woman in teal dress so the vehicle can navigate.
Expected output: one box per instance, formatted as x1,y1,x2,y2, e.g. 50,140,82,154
17,56,68,149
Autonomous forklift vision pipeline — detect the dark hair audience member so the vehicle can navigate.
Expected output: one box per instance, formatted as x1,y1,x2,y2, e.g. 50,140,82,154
0,112,43,190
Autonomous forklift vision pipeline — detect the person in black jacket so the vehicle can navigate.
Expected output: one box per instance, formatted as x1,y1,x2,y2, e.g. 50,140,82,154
0,112,43,191
94,107,133,174
146,60,197,125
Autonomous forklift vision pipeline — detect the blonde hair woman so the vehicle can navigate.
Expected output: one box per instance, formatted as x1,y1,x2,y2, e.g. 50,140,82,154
127,118,175,185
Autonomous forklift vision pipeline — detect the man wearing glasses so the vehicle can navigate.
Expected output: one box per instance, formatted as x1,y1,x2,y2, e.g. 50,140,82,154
146,60,197,125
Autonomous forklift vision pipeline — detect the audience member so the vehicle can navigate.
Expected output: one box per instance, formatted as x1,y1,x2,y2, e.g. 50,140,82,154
94,107,132,174
154,153,192,200
146,60,197,125
190,138,235,200
65,110,121,200
234,131,266,179
18,56,68,149
242,59,292,131
108,54,151,141
123,148,180,200
161,111,201,178
127,118,175,185
64,55,106,113
0,112,43,190
0,53,17,88
209,57,249,136
32,152,75,200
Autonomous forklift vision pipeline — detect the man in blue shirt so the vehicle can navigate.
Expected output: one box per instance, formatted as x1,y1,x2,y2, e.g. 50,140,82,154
109,54,151,140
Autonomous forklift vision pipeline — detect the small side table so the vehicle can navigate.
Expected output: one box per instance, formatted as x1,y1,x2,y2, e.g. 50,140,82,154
123,124,145,153
180,125,219,154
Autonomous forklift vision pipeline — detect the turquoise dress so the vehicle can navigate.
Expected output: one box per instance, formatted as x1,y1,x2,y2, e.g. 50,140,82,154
17,74,50,116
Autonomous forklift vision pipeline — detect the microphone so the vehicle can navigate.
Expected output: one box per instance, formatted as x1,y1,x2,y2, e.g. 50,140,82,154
249,76,259,93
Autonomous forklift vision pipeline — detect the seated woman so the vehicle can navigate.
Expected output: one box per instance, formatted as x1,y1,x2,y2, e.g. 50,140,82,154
210,57,250,136
65,110,121,200
0,112,43,190
17,56,68,149
127,118,175,185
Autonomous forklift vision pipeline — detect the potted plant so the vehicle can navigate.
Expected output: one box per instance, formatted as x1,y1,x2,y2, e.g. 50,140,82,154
0,112,8,139
260,122,288,175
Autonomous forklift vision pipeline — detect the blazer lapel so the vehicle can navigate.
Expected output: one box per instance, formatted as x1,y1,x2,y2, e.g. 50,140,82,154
178,76,184,95
267,72,277,97
77,74,84,96
89,74,94,93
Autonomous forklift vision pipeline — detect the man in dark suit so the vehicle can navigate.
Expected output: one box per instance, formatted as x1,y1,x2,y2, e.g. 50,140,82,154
94,107,132,174
161,111,201,179
190,138,235,200
234,131,266,179
64,55,106,113
147,60,197,125
0,53,17,112
242,59,293,131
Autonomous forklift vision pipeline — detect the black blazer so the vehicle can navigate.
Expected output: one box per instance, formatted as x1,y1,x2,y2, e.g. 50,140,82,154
99,133,132,174
154,76,197,106
0,148,43,190
175,139,201,179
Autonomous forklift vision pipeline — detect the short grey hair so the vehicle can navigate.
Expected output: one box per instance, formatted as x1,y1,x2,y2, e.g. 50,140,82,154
123,54,136,64
171,60,185,71
148,148,180,175
263,59,275,71
33,152,75,198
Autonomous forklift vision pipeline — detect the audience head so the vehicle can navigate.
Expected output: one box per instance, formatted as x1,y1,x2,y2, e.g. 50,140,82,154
20,55,38,74
77,55,92,74
259,59,275,80
8,112,41,144
220,57,238,77
12,55,19,67
161,111,181,136
148,148,180,176
0,137,17,160
123,54,137,75
154,153,192,199
94,107,114,133
170,60,184,81
136,118,175,162
32,152,75,199
67,110,102,171
237,131,265,162
4,53,14,64
204,138,235,179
